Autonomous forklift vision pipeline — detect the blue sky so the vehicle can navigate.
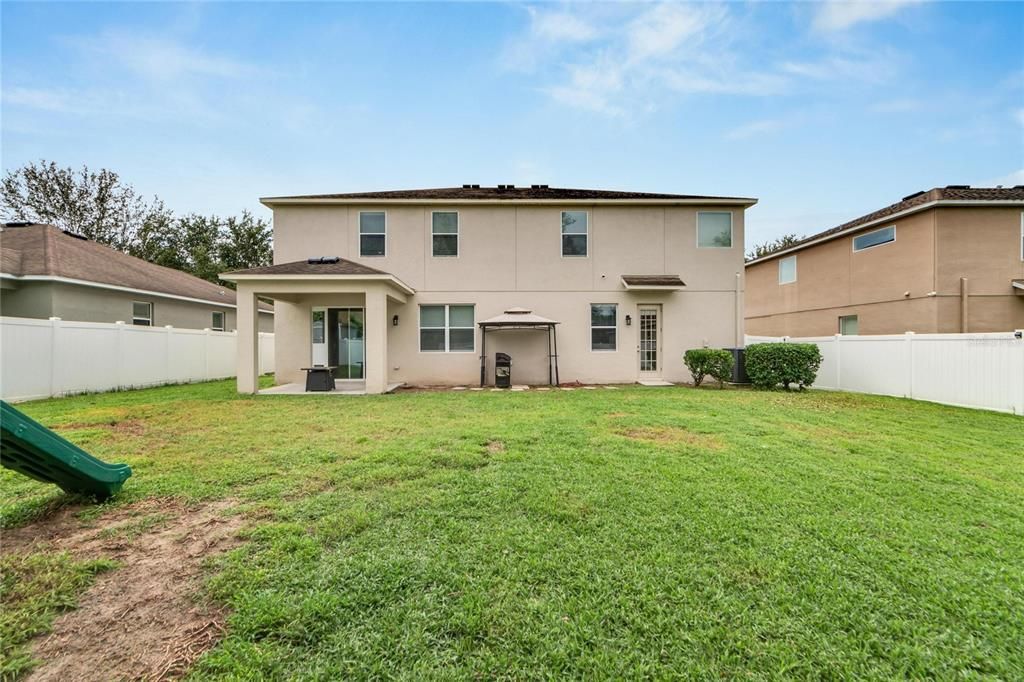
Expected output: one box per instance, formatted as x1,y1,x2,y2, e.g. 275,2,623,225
2,1,1022,247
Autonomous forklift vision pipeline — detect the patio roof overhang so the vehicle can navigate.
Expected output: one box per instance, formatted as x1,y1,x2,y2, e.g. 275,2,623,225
1013,279,1024,294
219,258,415,298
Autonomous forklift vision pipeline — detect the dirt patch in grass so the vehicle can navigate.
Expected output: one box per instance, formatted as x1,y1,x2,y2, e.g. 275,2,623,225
618,426,723,450
3,498,243,682
485,440,506,454
52,419,146,437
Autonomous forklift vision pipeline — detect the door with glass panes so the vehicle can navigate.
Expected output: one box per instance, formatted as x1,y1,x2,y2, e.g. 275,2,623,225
637,305,661,377
324,308,365,379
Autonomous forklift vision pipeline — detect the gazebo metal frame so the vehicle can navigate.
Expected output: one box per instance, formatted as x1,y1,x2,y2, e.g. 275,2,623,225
478,318,560,387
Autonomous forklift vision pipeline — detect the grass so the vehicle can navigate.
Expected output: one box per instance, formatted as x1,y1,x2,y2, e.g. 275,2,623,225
1,379,1022,679
0,552,117,679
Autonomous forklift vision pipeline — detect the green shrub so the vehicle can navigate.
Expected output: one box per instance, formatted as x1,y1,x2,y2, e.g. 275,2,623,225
683,348,734,388
745,343,822,391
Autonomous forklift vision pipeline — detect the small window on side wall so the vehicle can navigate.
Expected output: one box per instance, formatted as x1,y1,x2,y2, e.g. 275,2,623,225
432,212,459,257
359,211,386,256
132,301,153,326
839,315,859,336
853,226,895,252
697,212,733,248
778,255,797,284
561,211,588,257
590,304,617,351
211,311,225,331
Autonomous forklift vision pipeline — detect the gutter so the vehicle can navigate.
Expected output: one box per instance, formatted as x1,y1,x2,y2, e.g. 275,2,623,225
219,272,417,296
745,199,1024,266
261,197,759,208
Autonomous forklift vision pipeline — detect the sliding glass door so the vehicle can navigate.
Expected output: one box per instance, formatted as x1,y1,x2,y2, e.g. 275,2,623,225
326,308,365,380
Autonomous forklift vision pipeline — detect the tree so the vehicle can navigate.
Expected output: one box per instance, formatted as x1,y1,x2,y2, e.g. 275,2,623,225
219,211,273,273
745,233,804,261
1,160,169,251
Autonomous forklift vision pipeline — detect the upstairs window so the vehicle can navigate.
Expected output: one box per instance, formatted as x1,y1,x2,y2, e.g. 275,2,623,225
132,301,153,326
420,304,475,352
590,304,617,351
853,226,895,252
839,315,859,336
211,311,225,331
778,255,797,284
561,211,588,257
697,212,733,248
432,212,459,257
359,211,386,256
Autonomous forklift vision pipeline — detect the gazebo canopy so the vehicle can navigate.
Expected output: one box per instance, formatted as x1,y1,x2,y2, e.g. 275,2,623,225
478,307,559,327
477,308,560,386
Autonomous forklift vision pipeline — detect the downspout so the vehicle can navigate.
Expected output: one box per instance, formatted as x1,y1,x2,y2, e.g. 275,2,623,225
960,277,969,333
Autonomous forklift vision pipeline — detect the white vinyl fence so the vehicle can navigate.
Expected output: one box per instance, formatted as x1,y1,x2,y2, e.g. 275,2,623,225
746,332,1024,415
0,316,274,403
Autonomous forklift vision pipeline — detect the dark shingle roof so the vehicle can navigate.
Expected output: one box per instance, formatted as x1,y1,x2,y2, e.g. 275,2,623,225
748,186,1024,264
222,258,391,277
1,224,271,311
621,275,686,287
262,186,756,204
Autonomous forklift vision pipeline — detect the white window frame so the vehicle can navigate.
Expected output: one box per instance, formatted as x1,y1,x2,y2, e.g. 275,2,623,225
359,211,387,257
590,303,617,352
211,311,225,331
778,255,797,285
839,315,859,336
419,304,475,353
696,211,734,249
1019,211,1023,261
561,210,589,258
431,211,459,258
132,301,153,326
852,225,895,252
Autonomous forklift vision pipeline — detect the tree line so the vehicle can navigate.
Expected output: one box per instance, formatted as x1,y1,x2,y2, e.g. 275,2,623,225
0,160,271,285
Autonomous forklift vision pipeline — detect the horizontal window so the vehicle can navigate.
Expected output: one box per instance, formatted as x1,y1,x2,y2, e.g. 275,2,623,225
853,226,895,252
211,311,225,331
697,212,733,248
132,301,152,326
562,211,588,257
778,255,797,284
432,211,459,257
591,303,616,351
359,211,386,257
420,304,475,352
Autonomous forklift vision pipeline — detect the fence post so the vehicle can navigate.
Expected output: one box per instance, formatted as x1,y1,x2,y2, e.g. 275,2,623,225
115,321,126,390
48,317,61,398
834,334,842,390
905,331,915,399
165,325,174,385
1016,330,1024,416
204,328,212,381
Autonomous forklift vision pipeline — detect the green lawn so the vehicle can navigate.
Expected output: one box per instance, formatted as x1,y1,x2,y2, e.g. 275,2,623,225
2,380,1023,679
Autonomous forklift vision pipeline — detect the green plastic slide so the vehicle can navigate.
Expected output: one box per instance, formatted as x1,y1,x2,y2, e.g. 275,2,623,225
0,400,132,499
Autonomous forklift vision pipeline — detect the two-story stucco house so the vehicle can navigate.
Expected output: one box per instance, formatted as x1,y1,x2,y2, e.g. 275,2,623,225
745,186,1024,337
221,186,756,394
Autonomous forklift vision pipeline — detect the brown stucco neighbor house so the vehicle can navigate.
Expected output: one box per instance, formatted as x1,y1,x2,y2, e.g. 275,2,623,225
220,185,756,394
745,186,1024,337
0,223,274,331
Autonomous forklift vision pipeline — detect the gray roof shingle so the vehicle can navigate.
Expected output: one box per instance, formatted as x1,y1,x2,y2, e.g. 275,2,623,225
262,186,756,203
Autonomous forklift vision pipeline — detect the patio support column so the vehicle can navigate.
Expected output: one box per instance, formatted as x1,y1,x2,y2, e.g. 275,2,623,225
364,286,389,394
236,285,260,394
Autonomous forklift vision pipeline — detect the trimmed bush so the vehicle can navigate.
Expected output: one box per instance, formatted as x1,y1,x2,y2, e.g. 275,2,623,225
745,343,822,391
683,348,734,388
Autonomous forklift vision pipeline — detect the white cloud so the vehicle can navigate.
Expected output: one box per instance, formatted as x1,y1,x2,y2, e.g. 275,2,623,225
2,87,73,112
725,119,787,140
870,97,922,113
1014,108,1024,127
625,3,724,62
527,6,599,43
813,1,921,32
978,169,1024,187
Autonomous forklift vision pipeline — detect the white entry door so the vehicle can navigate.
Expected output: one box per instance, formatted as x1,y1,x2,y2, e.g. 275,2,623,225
638,305,661,377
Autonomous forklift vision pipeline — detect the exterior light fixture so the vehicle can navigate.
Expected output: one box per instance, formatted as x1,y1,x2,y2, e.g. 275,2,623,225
625,315,632,326
392,315,399,327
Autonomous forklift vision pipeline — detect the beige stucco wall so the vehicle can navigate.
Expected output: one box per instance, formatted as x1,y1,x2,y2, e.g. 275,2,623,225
265,202,747,387
0,281,274,332
745,206,1024,335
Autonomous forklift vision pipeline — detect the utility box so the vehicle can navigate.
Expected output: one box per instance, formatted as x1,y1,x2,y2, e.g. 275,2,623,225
495,353,511,388
724,348,748,384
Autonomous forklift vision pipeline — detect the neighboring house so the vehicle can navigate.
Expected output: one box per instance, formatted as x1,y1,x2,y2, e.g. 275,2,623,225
745,186,1024,336
0,223,274,332
221,185,756,394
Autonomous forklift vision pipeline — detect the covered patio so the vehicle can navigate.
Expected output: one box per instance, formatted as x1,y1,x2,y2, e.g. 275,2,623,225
220,258,414,395
478,307,560,387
